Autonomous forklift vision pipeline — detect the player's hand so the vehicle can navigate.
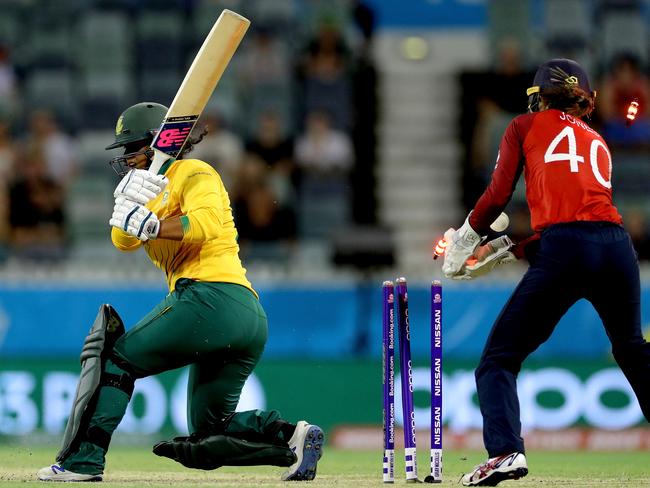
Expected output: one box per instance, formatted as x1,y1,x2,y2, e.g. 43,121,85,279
453,235,517,280
114,169,168,205
441,214,482,278
109,197,160,241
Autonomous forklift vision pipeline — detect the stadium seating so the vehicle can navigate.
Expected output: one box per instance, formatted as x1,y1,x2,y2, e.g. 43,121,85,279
600,11,649,68
78,130,121,173
24,69,78,129
77,12,133,72
139,72,183,104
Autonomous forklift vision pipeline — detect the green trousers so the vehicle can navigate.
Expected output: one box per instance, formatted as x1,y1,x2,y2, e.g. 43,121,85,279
62,279,287,475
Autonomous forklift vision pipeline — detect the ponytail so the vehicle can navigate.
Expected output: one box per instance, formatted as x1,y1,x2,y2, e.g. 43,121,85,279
179,125,209,158
541,84,595,118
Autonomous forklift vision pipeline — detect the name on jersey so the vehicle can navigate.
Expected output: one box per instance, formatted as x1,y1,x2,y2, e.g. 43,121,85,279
558,112,598,136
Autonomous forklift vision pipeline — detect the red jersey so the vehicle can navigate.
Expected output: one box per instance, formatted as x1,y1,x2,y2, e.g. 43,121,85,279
470,109,622,234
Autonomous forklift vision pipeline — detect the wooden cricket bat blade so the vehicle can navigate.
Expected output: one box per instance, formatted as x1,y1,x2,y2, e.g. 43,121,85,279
149,9,250,174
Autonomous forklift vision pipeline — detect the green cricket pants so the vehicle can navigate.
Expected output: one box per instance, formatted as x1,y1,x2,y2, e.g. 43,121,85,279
63,279,284,474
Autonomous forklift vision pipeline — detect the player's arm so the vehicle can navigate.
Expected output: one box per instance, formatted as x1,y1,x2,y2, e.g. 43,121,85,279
112,166,224,243
469,118,526,234
157,217,184,240
442,117,527,277
156,165,224,243
179,169,224,243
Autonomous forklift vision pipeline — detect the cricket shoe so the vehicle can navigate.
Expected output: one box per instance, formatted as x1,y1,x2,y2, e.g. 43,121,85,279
460,452,527,486
281,421,325,481
37,465,102,482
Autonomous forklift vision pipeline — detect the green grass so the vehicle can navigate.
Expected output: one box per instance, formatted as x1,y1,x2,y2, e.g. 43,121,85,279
1,445,649,487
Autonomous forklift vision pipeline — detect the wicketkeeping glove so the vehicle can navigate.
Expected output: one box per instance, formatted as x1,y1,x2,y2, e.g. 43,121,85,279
114,169,168,205
453,235,517,280
441,214,482,278
109,196,160,241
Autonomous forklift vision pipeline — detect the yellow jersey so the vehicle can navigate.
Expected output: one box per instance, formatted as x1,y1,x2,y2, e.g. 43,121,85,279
111,158,255,294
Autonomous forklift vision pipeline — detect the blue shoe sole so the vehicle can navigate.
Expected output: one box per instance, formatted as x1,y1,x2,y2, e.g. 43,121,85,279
286,425,325,481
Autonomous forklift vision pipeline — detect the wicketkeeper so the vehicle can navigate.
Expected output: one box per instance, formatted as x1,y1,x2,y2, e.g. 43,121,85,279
443,59,650,486
37,102,324,482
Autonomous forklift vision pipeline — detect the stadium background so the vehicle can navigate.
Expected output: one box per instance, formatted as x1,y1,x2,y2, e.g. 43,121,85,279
1,0,650,451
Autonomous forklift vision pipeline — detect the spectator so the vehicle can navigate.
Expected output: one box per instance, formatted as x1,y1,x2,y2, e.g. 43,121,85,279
246,110,294,170
232,155,296,252
461,38,535,206
293,110,353,239
189,111,244,190
348,0,378,224
238,27,293,139
351,0,376,47
0,45,18,117
8,148,66,262
0,116,16,182
484,38,533,114
300,20,352,131
295,109,353,173
301,0,351,39
472,39,533,168
24,109,79,187
239,27,291,88
598,53,650,146
0,116,15,252
245,110,296,207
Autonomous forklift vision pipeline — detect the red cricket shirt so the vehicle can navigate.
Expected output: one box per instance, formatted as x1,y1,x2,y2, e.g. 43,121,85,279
470,109,622,237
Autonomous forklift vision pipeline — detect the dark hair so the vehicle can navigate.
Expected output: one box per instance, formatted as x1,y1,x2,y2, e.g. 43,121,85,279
541,84,595,118
179,124,209,158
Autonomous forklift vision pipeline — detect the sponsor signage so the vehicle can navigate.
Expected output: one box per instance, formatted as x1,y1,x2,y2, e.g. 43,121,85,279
0,360,645,445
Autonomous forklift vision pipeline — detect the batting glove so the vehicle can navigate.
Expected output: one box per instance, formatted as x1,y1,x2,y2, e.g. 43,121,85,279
114,169,168,205
109,196,160,241
441,214,482,278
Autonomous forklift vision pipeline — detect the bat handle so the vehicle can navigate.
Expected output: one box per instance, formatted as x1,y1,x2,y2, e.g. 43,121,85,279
148,149,170,175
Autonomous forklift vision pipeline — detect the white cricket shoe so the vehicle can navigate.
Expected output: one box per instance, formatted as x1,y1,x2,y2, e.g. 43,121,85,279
37,465,102,482
461,452,528,486
281,421,325,481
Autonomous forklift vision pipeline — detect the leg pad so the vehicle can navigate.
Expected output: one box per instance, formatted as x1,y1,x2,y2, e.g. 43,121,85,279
153,434,296,470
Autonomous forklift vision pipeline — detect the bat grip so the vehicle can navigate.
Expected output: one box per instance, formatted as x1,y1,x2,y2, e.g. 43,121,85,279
148,149,169,175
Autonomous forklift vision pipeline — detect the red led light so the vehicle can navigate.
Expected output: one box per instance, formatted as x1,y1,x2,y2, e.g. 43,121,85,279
433,238,447,260
626,99,639,126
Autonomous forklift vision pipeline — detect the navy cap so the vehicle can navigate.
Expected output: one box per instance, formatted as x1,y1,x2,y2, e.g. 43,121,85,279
526,58,593,97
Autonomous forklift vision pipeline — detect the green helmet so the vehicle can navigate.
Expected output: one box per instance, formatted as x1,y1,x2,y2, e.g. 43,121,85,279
105,102,168,150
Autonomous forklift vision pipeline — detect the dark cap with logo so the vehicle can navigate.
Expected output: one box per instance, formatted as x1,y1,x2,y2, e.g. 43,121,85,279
526,58,593,98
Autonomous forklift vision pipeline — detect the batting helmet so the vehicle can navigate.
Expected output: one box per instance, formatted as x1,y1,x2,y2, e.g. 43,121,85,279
106,102,168,150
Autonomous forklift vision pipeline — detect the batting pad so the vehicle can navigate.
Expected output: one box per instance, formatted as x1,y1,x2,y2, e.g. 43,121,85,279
56,304,125,463
153,434,296,470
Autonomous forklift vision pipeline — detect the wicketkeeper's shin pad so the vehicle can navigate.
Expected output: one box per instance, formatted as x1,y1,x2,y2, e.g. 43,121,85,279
56,304,127,463
153,435,296,470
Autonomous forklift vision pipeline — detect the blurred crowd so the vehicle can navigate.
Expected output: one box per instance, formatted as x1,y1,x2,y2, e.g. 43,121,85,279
0,0,378,266
460,0,650,259
1,0,649,269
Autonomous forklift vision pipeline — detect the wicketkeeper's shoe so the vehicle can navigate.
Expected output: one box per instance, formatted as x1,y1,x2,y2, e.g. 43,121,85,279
37,465,102,482
281,421,325,481
460,452,528,486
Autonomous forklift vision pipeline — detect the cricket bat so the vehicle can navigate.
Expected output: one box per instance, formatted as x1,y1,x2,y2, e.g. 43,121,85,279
148,9,250,174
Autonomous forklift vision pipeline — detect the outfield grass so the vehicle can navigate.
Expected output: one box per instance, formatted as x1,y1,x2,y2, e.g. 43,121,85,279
1,445,648,487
